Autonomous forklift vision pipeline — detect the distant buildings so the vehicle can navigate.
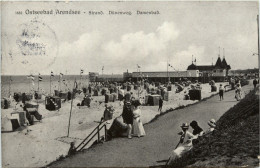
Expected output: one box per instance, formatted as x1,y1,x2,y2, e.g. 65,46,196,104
186,55,231,82
89,54,258,84
124,55,231,83
229,68,259,78
89,72,124,82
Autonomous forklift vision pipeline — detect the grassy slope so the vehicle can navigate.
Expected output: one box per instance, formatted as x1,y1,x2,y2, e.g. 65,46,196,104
170,88,259,167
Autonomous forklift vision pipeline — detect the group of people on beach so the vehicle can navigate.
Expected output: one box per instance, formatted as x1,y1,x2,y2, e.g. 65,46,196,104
102,91,146,139
122,100,146,139
69,77,257,158
167,118,216,165
219,78,248,101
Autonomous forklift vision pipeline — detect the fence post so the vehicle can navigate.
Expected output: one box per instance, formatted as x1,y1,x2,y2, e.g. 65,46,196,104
97,124,100,142
104,124,107,141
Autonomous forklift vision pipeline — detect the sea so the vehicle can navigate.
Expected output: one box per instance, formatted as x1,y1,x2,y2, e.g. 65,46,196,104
1,75,90,98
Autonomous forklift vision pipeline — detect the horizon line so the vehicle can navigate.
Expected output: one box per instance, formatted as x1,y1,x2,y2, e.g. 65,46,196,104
1,67,259,76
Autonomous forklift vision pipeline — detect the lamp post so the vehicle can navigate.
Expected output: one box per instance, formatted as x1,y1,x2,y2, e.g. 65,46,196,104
252,15,260,76
253,15,259,56
257,15,260,69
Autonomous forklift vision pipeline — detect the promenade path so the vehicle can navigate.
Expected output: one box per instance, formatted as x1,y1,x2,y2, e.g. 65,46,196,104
50,82,254,167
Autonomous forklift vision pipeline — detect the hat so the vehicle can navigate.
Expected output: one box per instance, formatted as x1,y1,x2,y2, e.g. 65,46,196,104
180,123,189,129
208,119,216,128
190,120,198,127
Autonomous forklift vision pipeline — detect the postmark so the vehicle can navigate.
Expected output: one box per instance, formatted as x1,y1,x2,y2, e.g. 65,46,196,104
3,17,59,72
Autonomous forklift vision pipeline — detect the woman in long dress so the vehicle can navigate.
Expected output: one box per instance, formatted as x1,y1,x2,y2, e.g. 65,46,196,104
132,100,146,137
166,123,196,165
235,83,242,101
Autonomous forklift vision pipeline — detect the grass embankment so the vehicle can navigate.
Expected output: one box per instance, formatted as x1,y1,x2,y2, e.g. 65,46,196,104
170,87,259,167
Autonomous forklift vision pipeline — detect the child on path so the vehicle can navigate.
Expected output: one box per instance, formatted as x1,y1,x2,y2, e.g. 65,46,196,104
253,78,258,89
158,97,163,113
219,84,224,101
68,142,76,156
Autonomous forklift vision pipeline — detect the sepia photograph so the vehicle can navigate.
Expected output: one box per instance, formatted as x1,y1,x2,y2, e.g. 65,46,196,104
1,1,259,167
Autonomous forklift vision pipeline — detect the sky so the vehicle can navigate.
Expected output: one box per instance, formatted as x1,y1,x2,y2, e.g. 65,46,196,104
1,1,259,75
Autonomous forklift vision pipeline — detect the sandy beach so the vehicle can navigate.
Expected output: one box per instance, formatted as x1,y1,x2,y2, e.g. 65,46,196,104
49,81,254,167
1,81,229,167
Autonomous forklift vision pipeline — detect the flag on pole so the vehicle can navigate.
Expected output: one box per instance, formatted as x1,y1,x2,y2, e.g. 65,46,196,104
51,71,54,77
38,74,43,81
137,64,141,68
74,80,78,89
27,75,35,86
194,58,196,63
60,73,64,77
102,66,104,71
27,75,35,80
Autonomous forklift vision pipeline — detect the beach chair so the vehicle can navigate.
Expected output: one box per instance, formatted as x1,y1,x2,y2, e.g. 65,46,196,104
11,111,26,127
45,96,61,111
189,90,202,100
11,119,20,131
1,98,11,109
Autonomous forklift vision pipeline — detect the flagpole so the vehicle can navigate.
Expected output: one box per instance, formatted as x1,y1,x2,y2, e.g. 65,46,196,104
169,62,171,83
257,15,259,67
29,76,30,93
138,67,140,98
67,78,76,137
61,76,62,91
137,65,138,83
9,76,11,97
38,75,39,93
167,59,169,83
50,75,51,95
37,75,39,109
79,69,82,89
59,74,61,92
